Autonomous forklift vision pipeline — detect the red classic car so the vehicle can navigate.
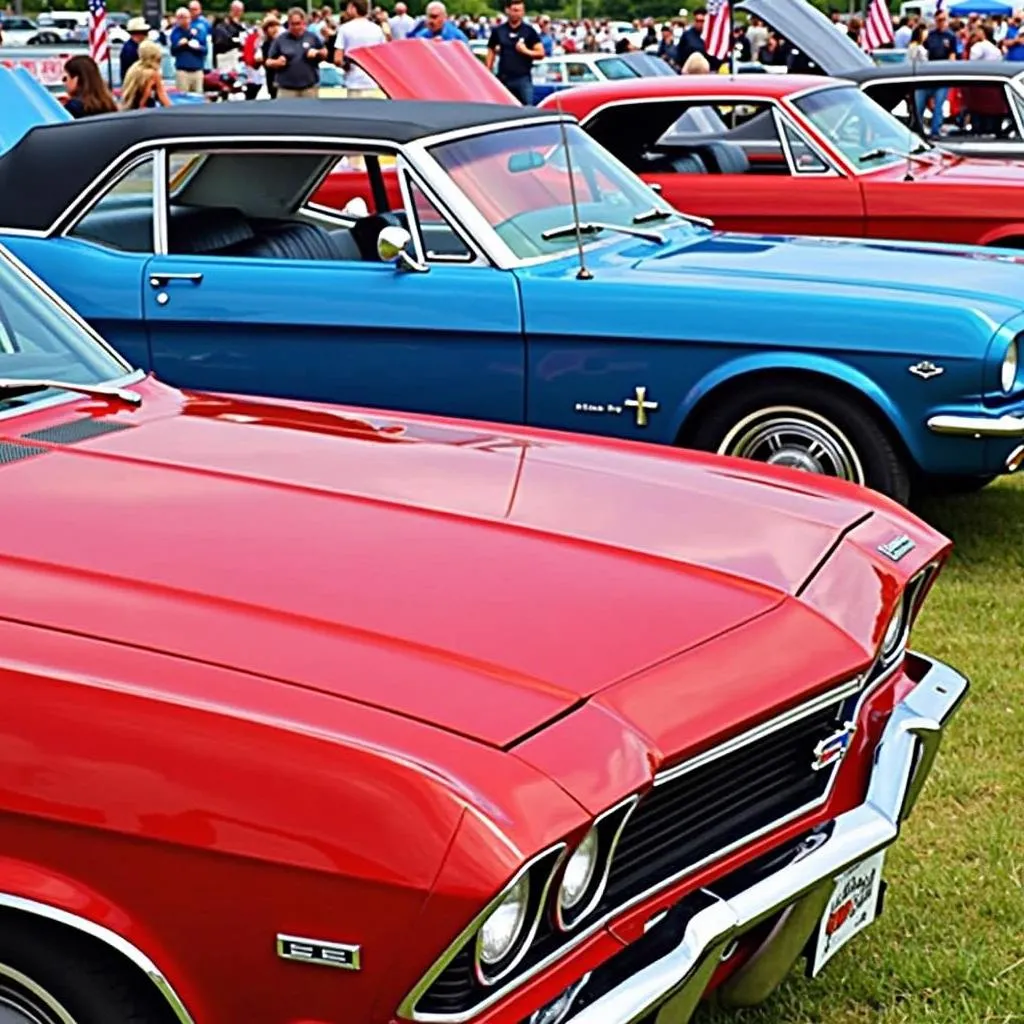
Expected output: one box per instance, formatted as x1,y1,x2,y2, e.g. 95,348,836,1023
542,74,1024,248
0,237,968,1024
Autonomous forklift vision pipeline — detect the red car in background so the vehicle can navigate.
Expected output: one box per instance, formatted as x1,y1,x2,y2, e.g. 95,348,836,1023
543,74,1024,249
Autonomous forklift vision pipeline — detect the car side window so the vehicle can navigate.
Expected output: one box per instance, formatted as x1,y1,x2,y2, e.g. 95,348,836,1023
162,148,389,263
405,177,474,263
68,155,155,253
566,61,599,83
779,119,830,174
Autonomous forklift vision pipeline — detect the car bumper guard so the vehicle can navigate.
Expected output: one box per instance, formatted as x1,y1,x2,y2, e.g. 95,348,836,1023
927,412,1024,438
563,653,968,1024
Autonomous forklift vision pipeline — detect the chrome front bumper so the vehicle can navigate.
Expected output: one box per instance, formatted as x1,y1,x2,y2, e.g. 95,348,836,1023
927,413,1024,437
568,654,968,1024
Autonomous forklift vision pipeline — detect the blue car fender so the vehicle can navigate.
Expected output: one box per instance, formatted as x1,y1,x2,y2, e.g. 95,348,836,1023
676,351,918,459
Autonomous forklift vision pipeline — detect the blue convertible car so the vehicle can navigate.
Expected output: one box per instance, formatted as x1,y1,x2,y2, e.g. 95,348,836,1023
1,63,1023,503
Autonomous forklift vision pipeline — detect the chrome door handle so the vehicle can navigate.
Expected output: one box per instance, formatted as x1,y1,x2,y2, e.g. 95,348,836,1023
149,272,204,287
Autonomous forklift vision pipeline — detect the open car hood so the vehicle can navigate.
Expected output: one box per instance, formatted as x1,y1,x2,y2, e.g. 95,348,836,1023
348,38,519,105
737,0,872,75
0,65,69,157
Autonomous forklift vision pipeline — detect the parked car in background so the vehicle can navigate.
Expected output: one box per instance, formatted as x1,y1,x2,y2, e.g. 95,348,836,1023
845,63,1024,160
738,0,1024,160
548,74,1024,250
0,16,63,46
3,52,1024,504
531,50,674,105
0,230,970,1024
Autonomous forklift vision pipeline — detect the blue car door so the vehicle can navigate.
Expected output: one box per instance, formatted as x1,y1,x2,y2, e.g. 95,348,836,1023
142,255,523,420
1,156,154,370
141,156,524,422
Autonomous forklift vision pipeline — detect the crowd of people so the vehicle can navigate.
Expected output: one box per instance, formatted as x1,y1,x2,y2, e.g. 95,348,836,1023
50,3,1024,120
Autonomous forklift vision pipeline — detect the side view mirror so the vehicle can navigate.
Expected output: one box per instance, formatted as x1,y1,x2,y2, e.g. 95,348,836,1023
649,182,663,194
376,225,428,273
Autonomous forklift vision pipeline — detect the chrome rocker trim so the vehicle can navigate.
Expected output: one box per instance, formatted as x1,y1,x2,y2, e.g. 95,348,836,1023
927,413,1024,437
567,652,967,1024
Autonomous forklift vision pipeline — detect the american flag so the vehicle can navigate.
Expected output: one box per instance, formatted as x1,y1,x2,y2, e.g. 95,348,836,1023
702,0,732,62
88,0,109,66
862,0,895,50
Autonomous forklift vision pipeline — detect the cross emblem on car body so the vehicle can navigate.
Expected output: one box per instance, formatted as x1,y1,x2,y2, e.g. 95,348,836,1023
624,386,659,427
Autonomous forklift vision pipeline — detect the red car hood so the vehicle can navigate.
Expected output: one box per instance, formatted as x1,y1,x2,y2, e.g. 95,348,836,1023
870,152,1024,185
0,384,874,747
349,38,518,105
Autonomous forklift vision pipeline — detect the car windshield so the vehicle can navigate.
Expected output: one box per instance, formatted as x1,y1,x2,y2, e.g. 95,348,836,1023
791,85,930,171
428,121,691,261
0,249,130,406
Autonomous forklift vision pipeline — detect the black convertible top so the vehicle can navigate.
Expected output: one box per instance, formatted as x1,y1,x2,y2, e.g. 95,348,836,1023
843,61,1024,84
0,99,556,232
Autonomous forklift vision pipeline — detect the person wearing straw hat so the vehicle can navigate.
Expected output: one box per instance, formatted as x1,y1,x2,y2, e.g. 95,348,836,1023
120,16,152,80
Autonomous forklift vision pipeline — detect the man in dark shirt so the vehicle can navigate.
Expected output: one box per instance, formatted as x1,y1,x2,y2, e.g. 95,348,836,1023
917,10,957,138
675,8,710,68
266,6,327,98
486,1,544,105
120,17,151,80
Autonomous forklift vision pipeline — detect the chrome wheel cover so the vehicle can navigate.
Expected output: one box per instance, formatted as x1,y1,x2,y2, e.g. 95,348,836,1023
718,406,866,484
0,965,78,1024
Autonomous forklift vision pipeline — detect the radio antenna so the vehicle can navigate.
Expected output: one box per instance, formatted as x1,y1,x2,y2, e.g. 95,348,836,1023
554,94,592,281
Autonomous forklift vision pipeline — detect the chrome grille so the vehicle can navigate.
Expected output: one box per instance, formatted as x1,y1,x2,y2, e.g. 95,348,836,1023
602,690,854,909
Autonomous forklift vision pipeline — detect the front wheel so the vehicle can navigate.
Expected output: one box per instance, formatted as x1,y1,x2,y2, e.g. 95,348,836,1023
0,924,161,1024
690,383,912,504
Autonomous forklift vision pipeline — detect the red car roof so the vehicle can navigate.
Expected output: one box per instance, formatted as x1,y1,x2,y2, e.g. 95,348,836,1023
541,73,843,118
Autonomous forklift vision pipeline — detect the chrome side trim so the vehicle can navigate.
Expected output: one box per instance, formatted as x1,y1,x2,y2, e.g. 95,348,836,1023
926,413,1024,437
565,653,968,1024
654,677,862,786
0,893,195,1024
153,148,168,257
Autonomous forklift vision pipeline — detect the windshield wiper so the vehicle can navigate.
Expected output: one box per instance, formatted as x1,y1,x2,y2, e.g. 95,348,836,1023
541,221,666,244
0,378,142,406
633,207,715,230
858,147,935,165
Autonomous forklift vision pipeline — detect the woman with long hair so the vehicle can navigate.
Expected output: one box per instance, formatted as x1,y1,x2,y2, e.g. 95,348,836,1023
62,55,117,118
120,40,173,110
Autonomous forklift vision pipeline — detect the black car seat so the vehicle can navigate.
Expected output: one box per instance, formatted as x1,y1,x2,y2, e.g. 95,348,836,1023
228,221,360,261
696,141,750,175
669,152,709,174
168,206,256,254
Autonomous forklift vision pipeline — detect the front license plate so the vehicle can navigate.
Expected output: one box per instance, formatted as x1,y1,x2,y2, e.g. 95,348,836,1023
809,851,885,977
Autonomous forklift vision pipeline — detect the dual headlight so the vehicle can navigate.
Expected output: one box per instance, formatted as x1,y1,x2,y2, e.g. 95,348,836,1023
476,827,600,968
474,804,633,983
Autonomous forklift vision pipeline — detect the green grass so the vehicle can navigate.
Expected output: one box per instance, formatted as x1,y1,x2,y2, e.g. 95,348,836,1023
700,475,1024,1024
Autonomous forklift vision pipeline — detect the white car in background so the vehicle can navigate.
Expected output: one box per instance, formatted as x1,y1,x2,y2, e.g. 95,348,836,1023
0,16,63,45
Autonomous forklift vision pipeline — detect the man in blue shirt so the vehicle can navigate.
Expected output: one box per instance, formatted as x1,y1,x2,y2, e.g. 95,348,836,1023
916,10,957,138
537,14,553,56
169,7,207,93
410,2,468,42
1002,14,1024,60
188,0,213,68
